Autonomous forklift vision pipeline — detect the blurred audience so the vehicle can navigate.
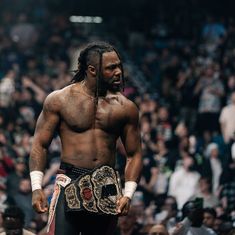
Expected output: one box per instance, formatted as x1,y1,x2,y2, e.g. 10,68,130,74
203,207,217,229
0,205,35,235
168,154,200,209
148,224,169,235
0,2,235,234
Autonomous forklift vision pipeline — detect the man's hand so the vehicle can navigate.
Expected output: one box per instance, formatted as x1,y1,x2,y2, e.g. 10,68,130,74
117,196,131,215
32,189,48,213
170,223,184,235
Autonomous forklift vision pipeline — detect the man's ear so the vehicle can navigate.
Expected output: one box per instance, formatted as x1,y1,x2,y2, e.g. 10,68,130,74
87,65,97,76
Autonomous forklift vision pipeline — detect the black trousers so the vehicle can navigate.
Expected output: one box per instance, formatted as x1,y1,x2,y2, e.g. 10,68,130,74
52,187,118,235
48,161,119,235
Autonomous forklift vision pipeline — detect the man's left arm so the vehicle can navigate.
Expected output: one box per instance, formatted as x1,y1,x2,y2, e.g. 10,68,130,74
118,101,143,215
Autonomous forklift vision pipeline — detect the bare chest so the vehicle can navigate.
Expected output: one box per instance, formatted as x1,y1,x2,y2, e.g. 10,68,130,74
60,95,125,133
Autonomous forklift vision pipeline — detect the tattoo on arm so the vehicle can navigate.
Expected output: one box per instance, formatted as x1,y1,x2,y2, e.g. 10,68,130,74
121,102,142,182
29,147,47,171
29,91,60,172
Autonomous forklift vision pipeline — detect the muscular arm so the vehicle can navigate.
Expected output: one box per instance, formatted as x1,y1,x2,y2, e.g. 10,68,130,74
117,100,142,214
121,101,142,183
29,91,61,172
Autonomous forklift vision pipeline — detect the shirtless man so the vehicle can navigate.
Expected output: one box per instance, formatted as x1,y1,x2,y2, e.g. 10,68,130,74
29,42,142,235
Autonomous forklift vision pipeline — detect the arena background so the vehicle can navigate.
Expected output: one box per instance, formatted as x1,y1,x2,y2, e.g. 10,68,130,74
0,0,235,234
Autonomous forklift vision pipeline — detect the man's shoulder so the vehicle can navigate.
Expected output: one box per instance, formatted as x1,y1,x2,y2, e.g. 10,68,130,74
203,226,217,235
45,89,62,102
190,226,217,235
117,93,138,109
110,93,138,124
110,92,138,112
43,85,73,109
123,97,139,119
46,84,72,99
221,104,234,113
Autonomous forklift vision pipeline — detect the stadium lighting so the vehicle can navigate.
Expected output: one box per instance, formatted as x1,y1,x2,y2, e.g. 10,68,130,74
69,16,103,24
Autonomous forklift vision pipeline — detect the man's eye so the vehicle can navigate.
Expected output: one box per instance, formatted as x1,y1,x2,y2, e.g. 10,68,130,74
109,65,116,70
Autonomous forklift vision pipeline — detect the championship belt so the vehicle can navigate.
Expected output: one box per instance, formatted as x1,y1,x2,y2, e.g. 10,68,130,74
64,165,122,215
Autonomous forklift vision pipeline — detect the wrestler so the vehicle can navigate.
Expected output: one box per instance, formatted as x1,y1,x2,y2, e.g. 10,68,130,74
29,41,142,235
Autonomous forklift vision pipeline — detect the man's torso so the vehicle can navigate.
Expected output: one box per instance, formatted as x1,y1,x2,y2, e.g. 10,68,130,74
55,83,129,168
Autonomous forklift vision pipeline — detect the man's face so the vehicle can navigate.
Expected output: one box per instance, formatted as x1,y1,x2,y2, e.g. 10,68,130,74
163,198,176,216
100,51,122,91
183,156,194,170
19,179,31,194
118,213,136,231
149,224,168,235
203,212,215,228
199,178,210,192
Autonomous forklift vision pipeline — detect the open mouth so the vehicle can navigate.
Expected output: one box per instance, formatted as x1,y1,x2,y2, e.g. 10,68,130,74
113,80,121,85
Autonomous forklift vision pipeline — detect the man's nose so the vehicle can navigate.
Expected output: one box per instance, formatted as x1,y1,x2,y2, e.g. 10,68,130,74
114,67,122,76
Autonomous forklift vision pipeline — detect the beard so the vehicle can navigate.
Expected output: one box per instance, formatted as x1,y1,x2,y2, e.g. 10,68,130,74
98,76,122,93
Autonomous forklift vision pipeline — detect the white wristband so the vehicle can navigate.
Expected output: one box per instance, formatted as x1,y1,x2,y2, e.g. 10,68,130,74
30,171,44,192
124,181,137,199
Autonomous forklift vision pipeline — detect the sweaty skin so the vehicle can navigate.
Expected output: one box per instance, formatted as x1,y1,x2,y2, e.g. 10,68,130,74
29,51,142,216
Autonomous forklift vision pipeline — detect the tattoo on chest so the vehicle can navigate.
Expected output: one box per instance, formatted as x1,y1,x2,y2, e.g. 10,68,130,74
61,94,125,132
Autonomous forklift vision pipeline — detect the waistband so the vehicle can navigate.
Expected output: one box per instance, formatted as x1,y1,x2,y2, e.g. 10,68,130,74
63,164,122,215
59,161,93,179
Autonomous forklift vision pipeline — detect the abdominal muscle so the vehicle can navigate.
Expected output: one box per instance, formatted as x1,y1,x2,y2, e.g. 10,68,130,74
59,128,118,169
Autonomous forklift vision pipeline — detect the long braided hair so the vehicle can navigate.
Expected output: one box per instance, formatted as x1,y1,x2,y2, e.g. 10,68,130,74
71,42,125,96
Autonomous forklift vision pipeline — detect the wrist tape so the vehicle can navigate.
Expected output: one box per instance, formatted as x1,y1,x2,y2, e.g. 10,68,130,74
30,171,44,192
124,181,137,199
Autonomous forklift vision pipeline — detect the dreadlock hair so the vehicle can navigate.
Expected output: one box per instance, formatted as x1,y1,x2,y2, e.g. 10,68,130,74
71,41,125,94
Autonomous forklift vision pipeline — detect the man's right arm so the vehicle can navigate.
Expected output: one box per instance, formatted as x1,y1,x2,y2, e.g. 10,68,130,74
29,91,60,213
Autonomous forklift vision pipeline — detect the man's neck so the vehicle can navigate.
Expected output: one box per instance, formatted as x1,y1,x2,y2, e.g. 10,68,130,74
81,79,96,97
82,79,108,98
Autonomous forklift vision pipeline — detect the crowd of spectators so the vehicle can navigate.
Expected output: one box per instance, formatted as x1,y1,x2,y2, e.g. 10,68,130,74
0,1,235,234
